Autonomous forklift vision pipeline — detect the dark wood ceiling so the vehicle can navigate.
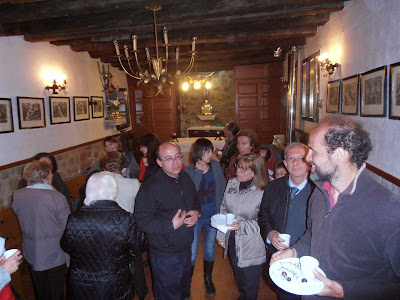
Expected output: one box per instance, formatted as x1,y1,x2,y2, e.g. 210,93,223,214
0,0,348,72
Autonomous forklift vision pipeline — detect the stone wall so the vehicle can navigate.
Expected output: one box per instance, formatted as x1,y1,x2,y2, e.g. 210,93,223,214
0,141,104,209
179,70,236,136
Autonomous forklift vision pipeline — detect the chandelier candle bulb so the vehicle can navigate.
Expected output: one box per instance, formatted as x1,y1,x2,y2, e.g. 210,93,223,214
113,39,120,56
145,48,150,61
176,47,180,61
163,27,168,44
124,45,129,58
192,37,197,52
132,35,137,51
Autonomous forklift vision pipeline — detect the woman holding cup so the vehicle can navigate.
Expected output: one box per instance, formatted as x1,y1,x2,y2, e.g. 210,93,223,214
217,153,268,299
184,138,226,296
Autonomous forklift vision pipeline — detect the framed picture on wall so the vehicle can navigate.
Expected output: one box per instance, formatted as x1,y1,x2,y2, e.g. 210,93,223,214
341,75,359,115
0,98,14,133
73,96,90,121
389,62,400,119
91,96,104,118
326,80,341,113
360,66,387,117
49,96,70,124
301,51,320,122
17,97,45,129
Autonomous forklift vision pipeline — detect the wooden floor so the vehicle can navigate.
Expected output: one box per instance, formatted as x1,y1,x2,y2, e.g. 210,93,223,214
135,237,278,300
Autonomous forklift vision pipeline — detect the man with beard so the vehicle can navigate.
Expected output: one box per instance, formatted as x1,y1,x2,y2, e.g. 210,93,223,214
270,117,400,299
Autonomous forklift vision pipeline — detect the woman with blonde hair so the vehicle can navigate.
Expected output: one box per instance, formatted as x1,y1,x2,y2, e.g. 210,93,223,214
217,153,268,299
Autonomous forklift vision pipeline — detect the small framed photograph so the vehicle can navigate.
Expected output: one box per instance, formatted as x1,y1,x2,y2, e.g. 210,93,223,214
360,66,387,117
17,97,45,129
73,96,90,121
326,80,341,113
389,62,400,120
91,96,104,118
341,75,360,115
49,97,70,124
0,98,14,134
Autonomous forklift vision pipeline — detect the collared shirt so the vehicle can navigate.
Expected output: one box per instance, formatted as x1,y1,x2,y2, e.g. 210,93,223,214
288,177,308,194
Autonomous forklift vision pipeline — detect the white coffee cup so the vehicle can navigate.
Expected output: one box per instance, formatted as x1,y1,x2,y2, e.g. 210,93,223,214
3,249,18,259
299,256,319,279
279,233,291,247
217,150,222,155
226,213,235,225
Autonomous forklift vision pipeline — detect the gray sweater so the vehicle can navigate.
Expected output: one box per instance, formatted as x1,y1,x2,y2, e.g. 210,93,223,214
293,165,400,299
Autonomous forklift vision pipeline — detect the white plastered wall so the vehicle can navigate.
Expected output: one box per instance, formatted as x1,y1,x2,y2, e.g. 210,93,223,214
295,0,400,178
0,36,129,166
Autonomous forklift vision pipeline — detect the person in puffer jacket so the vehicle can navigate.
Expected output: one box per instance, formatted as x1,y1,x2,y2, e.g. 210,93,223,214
61,172,143,300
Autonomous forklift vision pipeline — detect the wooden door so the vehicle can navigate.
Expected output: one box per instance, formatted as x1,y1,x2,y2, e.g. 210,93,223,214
235,63,283,145
128,76,177,142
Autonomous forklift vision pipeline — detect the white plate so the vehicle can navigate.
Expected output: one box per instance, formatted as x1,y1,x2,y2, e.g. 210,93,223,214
269,257,326,295
210,214,235,234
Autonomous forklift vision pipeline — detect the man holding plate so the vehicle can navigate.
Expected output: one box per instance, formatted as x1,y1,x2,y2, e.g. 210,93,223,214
271,117,400,299
259,142,313,300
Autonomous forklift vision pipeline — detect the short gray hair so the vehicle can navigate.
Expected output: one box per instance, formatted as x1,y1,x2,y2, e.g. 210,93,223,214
284,142,308,160
84,172,118,206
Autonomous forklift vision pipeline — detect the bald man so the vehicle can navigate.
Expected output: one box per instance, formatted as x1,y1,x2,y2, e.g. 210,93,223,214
134,142,201,300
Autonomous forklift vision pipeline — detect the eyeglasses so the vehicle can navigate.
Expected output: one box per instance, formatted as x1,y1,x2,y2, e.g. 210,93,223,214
160,153,183,163
235,164,251,173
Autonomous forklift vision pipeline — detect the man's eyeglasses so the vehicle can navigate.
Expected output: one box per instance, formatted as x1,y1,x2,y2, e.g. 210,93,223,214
160,153,183,163
235,164,251,173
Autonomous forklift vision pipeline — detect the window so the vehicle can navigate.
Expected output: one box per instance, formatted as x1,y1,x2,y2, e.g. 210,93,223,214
301,51,320,122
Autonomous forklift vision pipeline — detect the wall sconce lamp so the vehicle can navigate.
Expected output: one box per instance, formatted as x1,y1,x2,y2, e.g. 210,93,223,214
45,79,67,94
181,72,214,91
318,53,340,76
274,47,282,57
44,72,68,94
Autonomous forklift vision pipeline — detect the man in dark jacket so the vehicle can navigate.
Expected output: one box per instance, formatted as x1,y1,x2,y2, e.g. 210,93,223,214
134,142,201,300
271,117,400,299
258,142,312,300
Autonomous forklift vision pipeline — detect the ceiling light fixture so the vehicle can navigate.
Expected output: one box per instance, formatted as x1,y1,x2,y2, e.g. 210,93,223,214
113,5,197,96
181,72,214,92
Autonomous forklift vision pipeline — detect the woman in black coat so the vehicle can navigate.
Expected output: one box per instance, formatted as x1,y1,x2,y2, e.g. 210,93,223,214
61,172,144,300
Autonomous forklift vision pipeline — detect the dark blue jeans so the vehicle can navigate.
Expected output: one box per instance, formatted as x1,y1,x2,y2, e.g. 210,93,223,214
149,249,192,300
191,215,217,265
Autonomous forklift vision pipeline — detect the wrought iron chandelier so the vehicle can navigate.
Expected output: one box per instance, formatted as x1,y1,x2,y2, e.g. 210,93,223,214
113,5,197,96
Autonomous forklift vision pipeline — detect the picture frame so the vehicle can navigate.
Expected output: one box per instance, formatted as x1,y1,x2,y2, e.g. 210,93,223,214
360,66,387,117
326,80,341,113
73,96,90,121
17,97,45,129
91,96,104,118
341,75,360,115
301,51,320,122
389,62,400,120
0,98,14,134
49,96,70,124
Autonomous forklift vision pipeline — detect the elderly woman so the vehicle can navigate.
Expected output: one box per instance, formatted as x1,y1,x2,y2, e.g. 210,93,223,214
217,153,268,299
13,160,70,300
224,129,258,182
61,172,143,300
184,138,226,297
89,136,140,179
17,152,71,199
